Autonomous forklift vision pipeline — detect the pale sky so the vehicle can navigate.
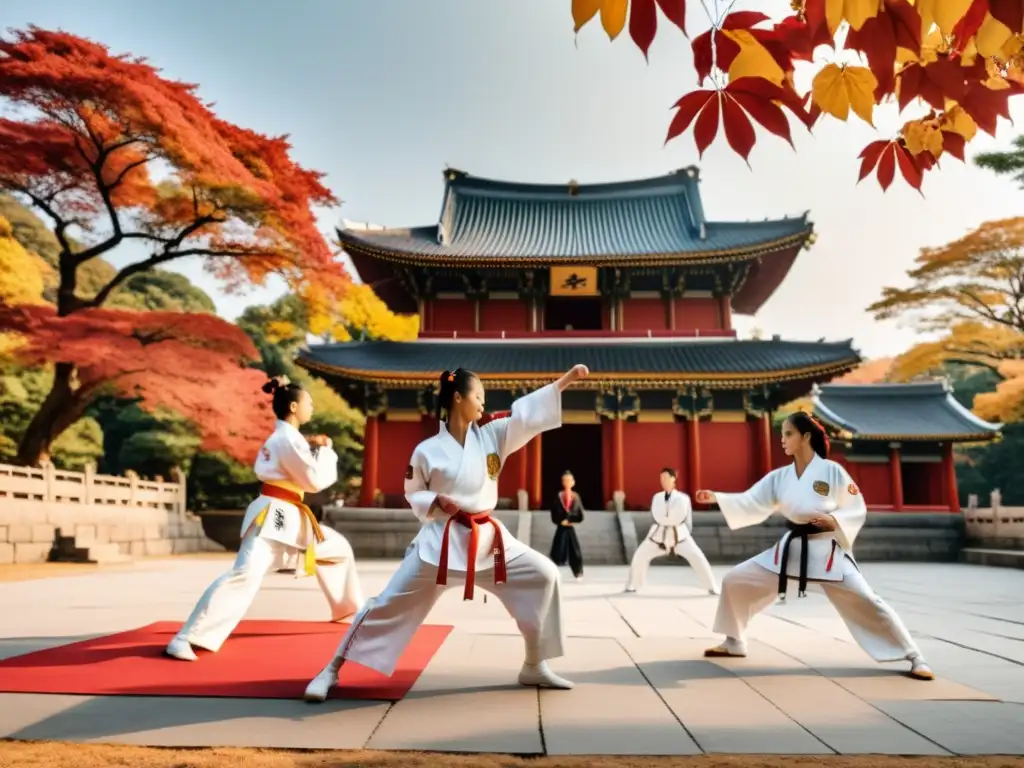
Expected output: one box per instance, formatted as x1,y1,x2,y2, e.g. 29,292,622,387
3,0,1023,359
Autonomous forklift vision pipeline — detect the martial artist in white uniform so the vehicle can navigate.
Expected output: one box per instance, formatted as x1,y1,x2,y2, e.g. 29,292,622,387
699,412,934,680
304,364,590,701
166,379,364,661
625,467,718,594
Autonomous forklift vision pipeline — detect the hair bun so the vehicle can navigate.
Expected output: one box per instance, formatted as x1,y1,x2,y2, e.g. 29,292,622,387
262,375,290,395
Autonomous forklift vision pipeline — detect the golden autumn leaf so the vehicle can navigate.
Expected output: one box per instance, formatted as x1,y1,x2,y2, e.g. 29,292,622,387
825,0,883,33
916,0,973,36
601,0,628,39
941,103,978,141
723,29,787,85
812,63,877,124
976,15,1014,58
903,118,944,156
572,0,603,30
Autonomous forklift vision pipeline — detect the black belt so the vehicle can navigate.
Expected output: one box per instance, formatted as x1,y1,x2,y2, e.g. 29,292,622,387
777,522,820,600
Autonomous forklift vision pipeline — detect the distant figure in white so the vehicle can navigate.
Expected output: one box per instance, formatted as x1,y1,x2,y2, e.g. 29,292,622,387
165,376,364,662
303,364,591,702
698,411,934,681
624,467,719,595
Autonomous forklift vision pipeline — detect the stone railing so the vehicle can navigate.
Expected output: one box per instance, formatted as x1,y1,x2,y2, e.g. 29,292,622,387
0,462,221,564
963,490,1024,547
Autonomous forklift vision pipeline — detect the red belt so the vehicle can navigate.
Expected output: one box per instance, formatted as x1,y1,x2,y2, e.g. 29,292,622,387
435,498,507,601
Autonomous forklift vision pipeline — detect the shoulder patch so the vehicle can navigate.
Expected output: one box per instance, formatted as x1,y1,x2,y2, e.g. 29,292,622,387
261,446,271,462
848,483,859,496
405,464,414,480
812,480,830,496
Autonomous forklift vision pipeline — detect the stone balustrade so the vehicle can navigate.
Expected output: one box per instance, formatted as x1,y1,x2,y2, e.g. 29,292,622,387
0,462,221,564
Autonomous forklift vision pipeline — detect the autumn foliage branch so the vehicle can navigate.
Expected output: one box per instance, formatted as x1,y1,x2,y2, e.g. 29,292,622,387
571,0,1024,191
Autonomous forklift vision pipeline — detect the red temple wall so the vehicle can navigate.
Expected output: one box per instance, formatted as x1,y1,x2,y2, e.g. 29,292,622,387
428,299,475,333
621,298,668,332
376,419,426,501
621,422,686,507
674,297,724,331
498,450,526,500
852,462,891,505
480,299,529,333
700,421,755,493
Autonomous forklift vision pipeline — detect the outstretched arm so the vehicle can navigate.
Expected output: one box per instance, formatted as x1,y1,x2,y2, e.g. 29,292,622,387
483,364,590,460
696,472,779,530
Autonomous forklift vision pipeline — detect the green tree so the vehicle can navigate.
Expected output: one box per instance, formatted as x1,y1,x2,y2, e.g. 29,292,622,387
975,136,1024,189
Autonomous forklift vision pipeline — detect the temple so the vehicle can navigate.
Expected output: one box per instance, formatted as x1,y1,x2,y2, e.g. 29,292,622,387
299,167,998,512
811,381,1001,512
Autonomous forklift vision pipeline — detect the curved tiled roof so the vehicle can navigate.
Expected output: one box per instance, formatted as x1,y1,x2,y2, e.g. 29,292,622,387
812,381,1002,441
338,168,812,266
297,337,860,389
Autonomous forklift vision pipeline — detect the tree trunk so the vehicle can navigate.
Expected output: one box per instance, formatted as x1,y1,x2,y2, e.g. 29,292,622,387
15,362,89,467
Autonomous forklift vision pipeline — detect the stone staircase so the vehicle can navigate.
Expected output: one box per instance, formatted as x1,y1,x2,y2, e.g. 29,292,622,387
51,527,133,564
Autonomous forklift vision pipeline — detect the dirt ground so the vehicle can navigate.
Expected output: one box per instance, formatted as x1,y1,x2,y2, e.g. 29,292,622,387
0,742,1021,768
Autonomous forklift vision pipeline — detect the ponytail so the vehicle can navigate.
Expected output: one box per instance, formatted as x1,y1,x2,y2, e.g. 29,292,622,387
786,411,830,459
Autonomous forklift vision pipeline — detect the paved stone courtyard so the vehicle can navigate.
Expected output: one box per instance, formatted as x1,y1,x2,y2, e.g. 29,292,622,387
1,557,1023,756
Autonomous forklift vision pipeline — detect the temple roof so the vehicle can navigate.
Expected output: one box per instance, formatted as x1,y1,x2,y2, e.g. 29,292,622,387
297,337,859,390
811,380,1002,442
338,167,812,267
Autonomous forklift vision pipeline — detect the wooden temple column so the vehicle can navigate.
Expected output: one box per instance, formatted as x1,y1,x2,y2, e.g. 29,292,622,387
758,413,773,476
611,417,625,496
943,442,960,512
889,443,904,511
360,415,380,507
718,294,732,330
528,436,542,509
518,442,529,498
688,417,702,500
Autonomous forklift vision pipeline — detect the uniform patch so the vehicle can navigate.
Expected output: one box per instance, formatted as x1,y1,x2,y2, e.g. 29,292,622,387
273,509,285,530
405,464,414,480
486,452,501,480
812,480,830,496
261,446,271,461
848,483,860,496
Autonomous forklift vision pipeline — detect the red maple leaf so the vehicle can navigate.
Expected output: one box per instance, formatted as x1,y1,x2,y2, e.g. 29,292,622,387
629,0,689,58
666,78,811,160
857,139,926,193
0,304,274,465
845,0,922,98
989,0,1024,35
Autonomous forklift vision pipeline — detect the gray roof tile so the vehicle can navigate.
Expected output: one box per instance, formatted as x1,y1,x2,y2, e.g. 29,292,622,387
812,381,1001,440
338,169,811,263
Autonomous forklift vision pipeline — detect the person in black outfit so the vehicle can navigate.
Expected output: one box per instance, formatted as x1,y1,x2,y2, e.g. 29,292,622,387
549,470,585,581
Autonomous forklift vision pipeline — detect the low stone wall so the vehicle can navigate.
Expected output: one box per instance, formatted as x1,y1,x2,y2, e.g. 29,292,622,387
0,463,222,564
323,506,964,564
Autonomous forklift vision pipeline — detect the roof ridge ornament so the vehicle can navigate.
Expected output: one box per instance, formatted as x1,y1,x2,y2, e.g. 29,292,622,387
567,179,580,196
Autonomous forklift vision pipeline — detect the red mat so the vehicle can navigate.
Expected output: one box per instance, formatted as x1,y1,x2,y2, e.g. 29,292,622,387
0,620,452,701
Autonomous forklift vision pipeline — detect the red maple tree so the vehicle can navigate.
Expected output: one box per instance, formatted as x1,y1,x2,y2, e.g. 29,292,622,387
0,305,275,465
0,27,348,465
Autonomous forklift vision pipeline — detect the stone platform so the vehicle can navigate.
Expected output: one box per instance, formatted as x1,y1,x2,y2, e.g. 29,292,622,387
1,557,1023,756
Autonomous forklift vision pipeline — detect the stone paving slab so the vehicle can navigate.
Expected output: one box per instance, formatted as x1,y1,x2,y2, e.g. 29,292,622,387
0,558,1021,755
367,633,542,754
540,636,701,756
620,636,831,754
